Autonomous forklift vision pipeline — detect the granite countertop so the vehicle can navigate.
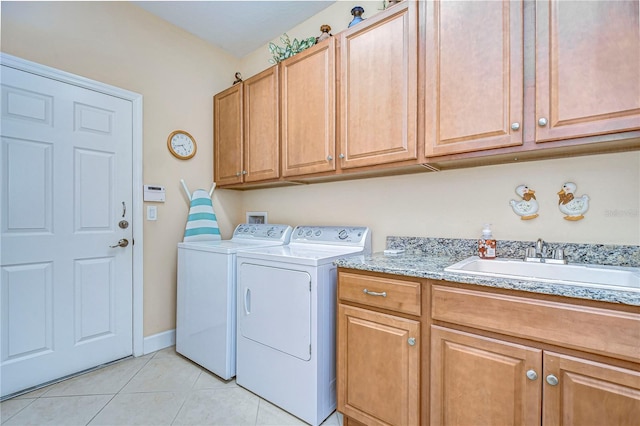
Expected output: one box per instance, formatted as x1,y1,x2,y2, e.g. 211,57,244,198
334,237,640,307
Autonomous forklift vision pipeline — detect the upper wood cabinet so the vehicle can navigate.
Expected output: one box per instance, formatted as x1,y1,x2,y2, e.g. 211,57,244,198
243,66,280,182
214,67,280,186
213,84,243,186
424,0,524,157
535,0,640,143
281,38,336,177
339,1,418,169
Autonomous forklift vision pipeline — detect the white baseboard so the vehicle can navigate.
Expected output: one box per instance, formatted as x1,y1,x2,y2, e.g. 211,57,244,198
143,329,176,355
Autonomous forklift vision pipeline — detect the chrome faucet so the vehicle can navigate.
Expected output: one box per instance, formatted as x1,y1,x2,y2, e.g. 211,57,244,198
525,238,567,264
535,238,546,258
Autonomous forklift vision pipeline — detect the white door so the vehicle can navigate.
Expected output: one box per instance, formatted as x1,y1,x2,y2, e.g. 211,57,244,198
0,66,133,397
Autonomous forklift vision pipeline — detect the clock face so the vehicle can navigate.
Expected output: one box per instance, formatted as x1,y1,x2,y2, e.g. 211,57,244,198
168,131,196,159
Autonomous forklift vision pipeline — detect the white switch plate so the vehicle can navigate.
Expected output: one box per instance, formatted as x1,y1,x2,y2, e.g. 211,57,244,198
147,206,157,221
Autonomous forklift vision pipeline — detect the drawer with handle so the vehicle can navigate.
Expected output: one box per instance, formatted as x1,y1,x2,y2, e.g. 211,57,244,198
338,271,421,316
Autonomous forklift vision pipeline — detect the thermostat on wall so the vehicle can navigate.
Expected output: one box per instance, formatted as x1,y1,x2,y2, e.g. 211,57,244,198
144,185,165,202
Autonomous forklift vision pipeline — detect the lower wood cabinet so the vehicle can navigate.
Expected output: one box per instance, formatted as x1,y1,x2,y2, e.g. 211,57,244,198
543,351,640,425
431,326,640,426
337,305,420,426
337,269,639,426
430,326,542,426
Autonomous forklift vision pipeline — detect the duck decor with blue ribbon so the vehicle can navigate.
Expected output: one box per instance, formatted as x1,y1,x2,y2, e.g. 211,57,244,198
558,182,589,221
181,180,221,242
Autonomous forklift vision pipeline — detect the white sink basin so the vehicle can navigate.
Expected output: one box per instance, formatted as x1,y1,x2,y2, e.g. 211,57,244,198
445,256,640,292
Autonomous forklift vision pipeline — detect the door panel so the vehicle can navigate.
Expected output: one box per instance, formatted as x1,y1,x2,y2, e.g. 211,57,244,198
1,65,133,397
238,263,311,361
340,2,418,168
281,39,336,177
2,138,52,233
1,263,53,360
430,326,542,426
536,0,640,142
213,84,243,185
543,352,640,425
424,0,523,156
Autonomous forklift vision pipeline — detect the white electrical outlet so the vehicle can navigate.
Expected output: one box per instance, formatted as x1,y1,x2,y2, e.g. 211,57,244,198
147,206,157,221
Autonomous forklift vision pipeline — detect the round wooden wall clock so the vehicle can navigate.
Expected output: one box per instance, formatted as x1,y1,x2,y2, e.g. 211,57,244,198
167,130,197,160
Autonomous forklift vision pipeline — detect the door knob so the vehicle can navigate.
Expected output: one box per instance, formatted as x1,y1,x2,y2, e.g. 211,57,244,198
110,239,129,248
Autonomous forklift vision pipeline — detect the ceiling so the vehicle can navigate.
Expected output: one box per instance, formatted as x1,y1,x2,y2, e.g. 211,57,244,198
132,1,338,58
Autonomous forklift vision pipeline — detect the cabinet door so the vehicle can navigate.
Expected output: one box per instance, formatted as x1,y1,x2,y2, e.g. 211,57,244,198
243,66,280,182
430,326,542,426
424,0,523,157
339,1,418,169
281,38,336,177
214,84,243,185
543,352,640,425
536,0,640,143
337,304,420,426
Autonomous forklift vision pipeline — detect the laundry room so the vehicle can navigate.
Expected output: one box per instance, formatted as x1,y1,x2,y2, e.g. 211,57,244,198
1,1,639,425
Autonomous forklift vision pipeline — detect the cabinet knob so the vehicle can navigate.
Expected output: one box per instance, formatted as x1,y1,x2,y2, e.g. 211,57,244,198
526,370,538,381
546,374,559,386
236,172,241,177
511,122,521,131
339,153,345,159
538,117,548,127
327,155,333,161
408,337,416,346
242,170,247,175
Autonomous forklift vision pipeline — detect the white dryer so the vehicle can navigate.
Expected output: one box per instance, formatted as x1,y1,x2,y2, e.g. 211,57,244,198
176,223,292,380
236,226,371,425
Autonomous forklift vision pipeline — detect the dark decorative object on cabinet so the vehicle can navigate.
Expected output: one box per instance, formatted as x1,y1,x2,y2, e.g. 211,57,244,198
316,25,332,43
349,6,365,27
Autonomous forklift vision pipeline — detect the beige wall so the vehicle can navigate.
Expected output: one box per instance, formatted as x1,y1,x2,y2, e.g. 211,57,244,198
236,152,640,251
2,1,639,340
1,1,243,337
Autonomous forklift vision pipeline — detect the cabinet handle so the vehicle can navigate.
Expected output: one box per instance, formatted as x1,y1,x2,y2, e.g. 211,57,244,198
538,117,548,127
546,374,559,386
242,170,247,175
526,370,538,381
339,153,345,159
236,172,241,177
327,155,333,161
511,122,520,131
408,337,416,346
363,288,386,297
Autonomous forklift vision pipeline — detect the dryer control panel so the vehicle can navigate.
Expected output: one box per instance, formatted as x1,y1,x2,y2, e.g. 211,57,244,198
291,226,371,250
232,224,293,242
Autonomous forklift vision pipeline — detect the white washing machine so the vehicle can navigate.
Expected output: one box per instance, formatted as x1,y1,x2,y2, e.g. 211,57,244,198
176,223,292,380
236,226,371,425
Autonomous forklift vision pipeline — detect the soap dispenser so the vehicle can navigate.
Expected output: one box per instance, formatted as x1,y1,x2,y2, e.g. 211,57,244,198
478,224,496,259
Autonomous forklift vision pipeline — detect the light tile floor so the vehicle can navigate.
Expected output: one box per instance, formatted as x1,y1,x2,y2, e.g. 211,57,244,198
1,347,343,426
